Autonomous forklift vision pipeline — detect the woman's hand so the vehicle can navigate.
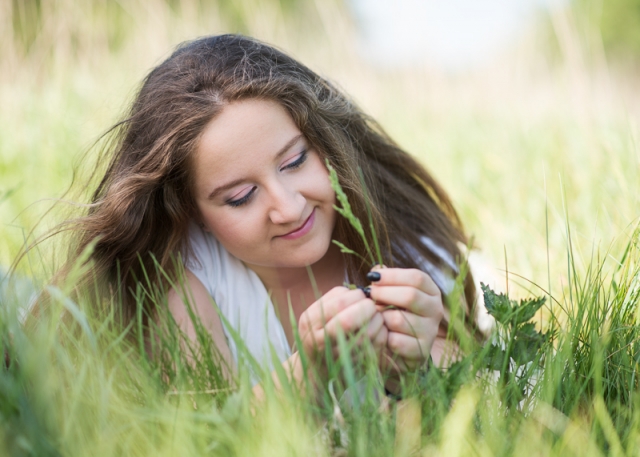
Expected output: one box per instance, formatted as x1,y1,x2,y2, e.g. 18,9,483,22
368,267,444,375
255,287,385,404
297,286,387,376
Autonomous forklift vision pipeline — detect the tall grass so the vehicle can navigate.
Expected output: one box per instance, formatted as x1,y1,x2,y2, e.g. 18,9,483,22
2,0,640,455
2,223,640,455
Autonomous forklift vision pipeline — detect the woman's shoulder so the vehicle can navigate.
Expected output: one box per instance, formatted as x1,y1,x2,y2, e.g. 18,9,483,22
183,222,271,313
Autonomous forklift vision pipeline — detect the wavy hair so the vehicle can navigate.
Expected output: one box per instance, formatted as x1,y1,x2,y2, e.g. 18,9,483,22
52,34,476,330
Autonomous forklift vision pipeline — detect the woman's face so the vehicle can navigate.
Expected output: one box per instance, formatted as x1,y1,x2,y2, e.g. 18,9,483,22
192,99,337,270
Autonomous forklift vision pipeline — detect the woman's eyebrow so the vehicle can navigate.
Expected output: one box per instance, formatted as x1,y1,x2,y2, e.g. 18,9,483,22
273,134,304,161
207,134,304,200
208,177,246,200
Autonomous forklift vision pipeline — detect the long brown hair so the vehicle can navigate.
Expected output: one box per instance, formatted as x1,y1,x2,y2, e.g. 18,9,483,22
53,34,476,329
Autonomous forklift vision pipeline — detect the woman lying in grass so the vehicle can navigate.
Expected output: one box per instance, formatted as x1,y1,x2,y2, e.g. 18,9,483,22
56,34,483,398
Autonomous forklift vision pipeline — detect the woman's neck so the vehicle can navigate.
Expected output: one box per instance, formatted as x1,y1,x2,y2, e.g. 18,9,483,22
249,243,345,300
247,244,346,344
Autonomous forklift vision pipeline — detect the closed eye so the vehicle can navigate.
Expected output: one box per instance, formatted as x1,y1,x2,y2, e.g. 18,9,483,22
226,186,256,207
280,148,308,171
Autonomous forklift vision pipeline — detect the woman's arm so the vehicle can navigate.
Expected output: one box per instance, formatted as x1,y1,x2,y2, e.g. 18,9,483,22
166,270,236,379
167,273,384,401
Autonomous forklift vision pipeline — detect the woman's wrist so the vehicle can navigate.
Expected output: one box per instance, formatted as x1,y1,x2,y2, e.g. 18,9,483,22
251,352,309,402
285,351,324,396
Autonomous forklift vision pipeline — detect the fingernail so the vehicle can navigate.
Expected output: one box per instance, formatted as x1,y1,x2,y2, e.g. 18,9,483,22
358,286,371,298
366,271,381,282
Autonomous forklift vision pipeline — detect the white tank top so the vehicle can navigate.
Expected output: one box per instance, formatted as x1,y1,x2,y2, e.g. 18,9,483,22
185,223,292,379
185,222,466,379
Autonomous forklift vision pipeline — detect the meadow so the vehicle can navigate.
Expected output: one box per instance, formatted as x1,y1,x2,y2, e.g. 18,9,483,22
1,0,640,455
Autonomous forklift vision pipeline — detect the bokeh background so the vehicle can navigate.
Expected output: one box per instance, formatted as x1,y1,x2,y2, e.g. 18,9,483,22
1,0,639,298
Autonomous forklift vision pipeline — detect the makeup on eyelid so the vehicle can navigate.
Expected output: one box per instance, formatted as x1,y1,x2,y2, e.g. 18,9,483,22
226,186,256,207
280,148,308,170
224,148,309,208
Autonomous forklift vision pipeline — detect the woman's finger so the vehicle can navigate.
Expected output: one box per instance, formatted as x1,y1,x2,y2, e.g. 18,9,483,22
365,311,385,340
325,298,377,336
369,267,440,297
301,287,368,331
370,285,443,318
347,313,387,356
386,331,430,361
303,299,379,360
372,323,389,351
382,309,429,337
299,327,327,358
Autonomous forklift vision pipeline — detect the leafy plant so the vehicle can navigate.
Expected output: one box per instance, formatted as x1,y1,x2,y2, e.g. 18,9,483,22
478,283,553,410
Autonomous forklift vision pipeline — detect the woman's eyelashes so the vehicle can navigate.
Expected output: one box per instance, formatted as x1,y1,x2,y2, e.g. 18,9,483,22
225,149,308,208
226,186,257,207
280,148,308,171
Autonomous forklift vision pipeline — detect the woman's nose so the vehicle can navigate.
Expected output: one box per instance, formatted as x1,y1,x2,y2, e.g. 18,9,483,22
267,182,306,225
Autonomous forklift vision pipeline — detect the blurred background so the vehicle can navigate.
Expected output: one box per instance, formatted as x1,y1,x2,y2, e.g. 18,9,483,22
1,0,639,298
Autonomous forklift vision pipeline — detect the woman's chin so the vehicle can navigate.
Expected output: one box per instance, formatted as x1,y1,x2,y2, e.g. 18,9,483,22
273,245,332,269
274,255,326,270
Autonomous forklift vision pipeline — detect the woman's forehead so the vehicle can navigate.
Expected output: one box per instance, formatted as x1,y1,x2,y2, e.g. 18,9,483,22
192,99,305,188
199,100,299,157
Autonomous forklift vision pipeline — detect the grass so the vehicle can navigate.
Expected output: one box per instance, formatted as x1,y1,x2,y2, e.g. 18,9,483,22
3,226,640,456
2,0,640,455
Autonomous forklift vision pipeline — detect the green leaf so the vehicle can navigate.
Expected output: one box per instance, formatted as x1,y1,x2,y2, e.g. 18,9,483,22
513,296,546,324
481,283,513,324
331,240,367,264
511,323,546,365
483,344,509,371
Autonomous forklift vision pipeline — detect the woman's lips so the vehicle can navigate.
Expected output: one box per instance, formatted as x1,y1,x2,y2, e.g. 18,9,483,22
279,209,316,240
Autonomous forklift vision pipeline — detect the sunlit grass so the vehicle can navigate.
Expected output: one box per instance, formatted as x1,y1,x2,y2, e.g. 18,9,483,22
3,224,640,456
2,0,640,455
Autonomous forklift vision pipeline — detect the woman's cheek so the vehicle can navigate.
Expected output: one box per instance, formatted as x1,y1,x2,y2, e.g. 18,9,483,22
208,210,263,248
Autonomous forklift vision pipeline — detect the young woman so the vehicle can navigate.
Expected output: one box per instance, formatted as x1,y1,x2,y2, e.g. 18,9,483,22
58,34,481,395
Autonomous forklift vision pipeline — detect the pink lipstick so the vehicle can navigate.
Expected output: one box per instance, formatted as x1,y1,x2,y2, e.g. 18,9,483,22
279,209,315,240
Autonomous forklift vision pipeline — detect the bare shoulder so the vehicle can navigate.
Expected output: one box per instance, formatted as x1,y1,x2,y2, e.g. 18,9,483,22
167,269,235,371
167,269,216,319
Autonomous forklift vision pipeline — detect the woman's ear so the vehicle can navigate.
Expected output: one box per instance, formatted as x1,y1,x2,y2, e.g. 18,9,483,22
192,208,211,234
198,220,210,233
